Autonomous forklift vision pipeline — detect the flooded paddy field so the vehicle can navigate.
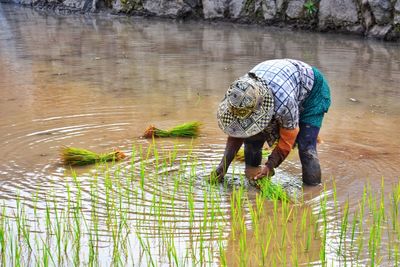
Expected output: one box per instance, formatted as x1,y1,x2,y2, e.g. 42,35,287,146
1,3,400,266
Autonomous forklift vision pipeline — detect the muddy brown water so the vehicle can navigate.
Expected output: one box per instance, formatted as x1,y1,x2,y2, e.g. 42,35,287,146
1,3,400,266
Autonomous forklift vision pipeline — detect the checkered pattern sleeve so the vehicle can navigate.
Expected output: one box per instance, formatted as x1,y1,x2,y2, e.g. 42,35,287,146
251,59,304,130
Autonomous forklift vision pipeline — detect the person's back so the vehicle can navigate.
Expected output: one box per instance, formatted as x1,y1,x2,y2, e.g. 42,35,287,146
251,59,315,127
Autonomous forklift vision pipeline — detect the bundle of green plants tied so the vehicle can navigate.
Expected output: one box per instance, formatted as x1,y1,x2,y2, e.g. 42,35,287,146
143,121,201,138
256,177,289,202
61,146,126,166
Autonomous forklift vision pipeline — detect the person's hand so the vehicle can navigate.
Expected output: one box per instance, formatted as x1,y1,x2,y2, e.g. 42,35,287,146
253,165,274,180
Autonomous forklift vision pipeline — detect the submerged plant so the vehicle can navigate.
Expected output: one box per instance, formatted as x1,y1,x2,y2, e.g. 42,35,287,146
143,121,201,138
61,147,126,166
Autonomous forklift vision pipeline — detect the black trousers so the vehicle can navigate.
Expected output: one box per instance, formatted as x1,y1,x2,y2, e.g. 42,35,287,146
244,123,321,185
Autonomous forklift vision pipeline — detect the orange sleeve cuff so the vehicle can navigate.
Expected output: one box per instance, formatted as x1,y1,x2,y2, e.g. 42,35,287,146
265,127,299,170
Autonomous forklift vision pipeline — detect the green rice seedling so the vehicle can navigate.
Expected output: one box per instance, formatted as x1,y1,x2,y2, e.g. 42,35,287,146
305,226,312,253
368,188,385,267
260,223,273,266
394,244,399,267
332,180,338,213
230,184,246,236
136,231,156,267
12,234,21,267
143,121,201,138
15,196,32,253
256,178,289,201
188,187,195,228
319,187,328,266
338,200,349,256
239,218,248,267
392,183,400,229
0,205,6,266
350,211,358,250
61,146,126,166
217,226,227,267
291,245,299,267
166,233,179,267
300,208,308,233
247,199,259,237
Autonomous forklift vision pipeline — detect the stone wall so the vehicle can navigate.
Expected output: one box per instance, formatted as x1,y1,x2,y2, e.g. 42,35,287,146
2,0,399,41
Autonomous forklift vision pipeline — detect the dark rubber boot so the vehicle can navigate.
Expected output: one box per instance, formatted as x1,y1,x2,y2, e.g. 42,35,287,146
299,148,321,185
297,123,321,186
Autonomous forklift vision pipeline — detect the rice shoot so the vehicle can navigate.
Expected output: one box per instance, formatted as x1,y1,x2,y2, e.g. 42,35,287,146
143,121,201,138
61,146,126,166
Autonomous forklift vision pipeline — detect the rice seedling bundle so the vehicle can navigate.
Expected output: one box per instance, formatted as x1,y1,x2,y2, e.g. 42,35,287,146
256,178,289,201
207,168,289,201
61,146,126,166
143,121,201,138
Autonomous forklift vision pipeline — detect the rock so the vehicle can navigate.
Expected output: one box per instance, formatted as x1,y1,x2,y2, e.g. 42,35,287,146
368,0,392,25
7,0,33,4
346,24,365,34
112,0,124,12
394,0,400,25
262,0,277,20
368,24,392,38
286,0,305,19
228,0,245,19
62,0,85,9
276,0,285,12
142,0,193,17
202,0,227,19
318,0,359,29
202,0,247,19
112,0,142,13
233,0,264,20
262,0,286,20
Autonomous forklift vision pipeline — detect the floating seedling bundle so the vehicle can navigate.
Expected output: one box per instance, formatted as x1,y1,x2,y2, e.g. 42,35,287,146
61,146,126,166
143,121,201,138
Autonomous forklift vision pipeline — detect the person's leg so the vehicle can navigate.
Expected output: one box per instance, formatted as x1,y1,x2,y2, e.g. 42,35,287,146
297,123,321,185
244,139,265,167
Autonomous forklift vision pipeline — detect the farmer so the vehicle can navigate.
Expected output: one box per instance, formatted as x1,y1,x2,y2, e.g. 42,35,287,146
213,59,331,185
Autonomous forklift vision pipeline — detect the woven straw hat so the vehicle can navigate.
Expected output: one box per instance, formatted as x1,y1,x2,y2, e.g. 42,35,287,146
217,73,274,138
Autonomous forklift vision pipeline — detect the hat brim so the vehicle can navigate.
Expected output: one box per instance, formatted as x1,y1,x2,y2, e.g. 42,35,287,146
217,85,274,138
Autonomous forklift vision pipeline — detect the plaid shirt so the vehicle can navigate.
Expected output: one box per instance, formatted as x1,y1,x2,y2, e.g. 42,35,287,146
250,59,315,146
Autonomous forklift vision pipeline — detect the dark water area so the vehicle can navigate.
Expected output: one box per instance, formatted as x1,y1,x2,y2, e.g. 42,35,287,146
1,3,400,266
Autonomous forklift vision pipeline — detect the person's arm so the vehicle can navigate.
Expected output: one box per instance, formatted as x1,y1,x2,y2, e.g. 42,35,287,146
213,136,244,181
254,127,299,180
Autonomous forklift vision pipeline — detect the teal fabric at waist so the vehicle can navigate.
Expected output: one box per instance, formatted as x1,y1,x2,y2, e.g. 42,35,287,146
299,67,331,128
